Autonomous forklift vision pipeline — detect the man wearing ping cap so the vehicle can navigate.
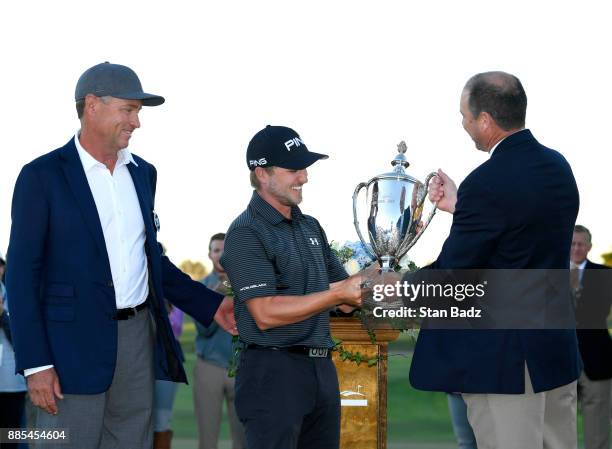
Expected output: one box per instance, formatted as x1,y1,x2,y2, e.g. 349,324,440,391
6,62,235,449
221,125,364,449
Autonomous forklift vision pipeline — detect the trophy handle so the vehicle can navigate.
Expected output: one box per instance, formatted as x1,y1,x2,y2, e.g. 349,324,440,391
352,182,378,260
401,171,439,254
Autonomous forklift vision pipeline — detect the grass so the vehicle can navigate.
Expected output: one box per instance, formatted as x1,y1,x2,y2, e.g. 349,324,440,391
173,320,456,444
387,351,455,442
174,319,589,445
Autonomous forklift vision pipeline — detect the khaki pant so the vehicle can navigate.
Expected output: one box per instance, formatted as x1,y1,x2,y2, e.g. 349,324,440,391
463,365,577,449
192,358,246,449
577,371,611,449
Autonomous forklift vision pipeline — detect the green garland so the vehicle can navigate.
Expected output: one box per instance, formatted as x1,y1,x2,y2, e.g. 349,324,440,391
330,243,419,367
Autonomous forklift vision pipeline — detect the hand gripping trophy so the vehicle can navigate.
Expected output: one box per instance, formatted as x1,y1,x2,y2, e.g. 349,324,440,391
353,141,437,305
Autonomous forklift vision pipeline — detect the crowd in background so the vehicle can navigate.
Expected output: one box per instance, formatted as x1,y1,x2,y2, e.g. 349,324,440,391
1,223,611,449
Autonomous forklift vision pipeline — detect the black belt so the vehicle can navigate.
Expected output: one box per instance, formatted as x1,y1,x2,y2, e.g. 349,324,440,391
112,302,148,320
247,344,332,358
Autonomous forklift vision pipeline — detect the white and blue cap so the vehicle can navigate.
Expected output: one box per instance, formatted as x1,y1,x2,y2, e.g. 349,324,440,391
75,62,165,106
246,125,328,171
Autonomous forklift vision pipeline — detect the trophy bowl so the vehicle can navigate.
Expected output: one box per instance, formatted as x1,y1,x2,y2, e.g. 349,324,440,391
353,141,437,272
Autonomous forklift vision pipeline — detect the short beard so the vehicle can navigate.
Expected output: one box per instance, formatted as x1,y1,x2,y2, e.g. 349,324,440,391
269,180,302,207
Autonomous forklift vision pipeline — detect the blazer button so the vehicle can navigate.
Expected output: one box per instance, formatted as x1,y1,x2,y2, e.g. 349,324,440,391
107,281,114,288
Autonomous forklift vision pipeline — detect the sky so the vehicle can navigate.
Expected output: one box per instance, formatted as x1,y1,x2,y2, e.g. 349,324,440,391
1,0,611,271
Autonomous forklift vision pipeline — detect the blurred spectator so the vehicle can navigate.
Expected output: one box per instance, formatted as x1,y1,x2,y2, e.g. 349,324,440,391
447,393,477,449
571,225,612,449
1,255,28,449
153,301,184,449
193,233,245,449
152,242,185,449
0,254,6,296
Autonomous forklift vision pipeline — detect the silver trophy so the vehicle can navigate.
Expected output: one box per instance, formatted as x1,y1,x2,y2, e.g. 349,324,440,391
353,141,438,272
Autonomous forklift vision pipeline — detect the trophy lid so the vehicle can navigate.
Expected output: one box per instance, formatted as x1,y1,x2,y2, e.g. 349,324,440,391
377,141,420,183
391,141,410,168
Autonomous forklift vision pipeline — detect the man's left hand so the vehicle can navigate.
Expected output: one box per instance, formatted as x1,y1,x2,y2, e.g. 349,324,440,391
214,296,237,335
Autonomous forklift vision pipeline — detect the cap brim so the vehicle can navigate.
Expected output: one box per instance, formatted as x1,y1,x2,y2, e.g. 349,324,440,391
277,151,329,170
116,91,165,106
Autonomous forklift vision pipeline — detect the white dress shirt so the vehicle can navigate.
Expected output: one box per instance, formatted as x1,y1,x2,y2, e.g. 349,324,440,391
74,134,149,309
25,134,150,377
489,135,507,157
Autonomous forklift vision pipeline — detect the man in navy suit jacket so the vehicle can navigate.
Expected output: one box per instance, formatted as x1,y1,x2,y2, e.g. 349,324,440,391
6,62,235,449
411,72,581,449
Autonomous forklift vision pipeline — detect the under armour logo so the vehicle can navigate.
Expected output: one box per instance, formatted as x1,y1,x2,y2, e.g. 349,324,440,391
309,238,319,246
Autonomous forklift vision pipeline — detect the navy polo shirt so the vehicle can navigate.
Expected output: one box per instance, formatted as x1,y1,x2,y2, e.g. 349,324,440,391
221,191,348,348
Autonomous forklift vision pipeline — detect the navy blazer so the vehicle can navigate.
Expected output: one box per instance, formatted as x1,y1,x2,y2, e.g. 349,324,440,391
576,260,612,380
6,138,223,394
409,129,583,394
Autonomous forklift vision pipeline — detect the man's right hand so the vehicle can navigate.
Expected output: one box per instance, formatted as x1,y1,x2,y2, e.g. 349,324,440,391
27,367,63,415
429,168,457,214
331,274,364,308
214,296,237,335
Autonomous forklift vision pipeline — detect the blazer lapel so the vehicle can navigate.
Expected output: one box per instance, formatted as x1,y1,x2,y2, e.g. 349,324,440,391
127,162,157,251
59,140,109,260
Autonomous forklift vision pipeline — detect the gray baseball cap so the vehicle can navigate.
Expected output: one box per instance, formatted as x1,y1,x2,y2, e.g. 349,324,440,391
75,62,165,106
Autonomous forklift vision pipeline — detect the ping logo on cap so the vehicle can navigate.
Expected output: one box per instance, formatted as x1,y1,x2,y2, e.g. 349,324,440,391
249,158,268,167
284,137,305,151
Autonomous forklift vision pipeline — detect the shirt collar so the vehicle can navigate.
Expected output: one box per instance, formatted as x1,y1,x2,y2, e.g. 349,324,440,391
249,190,303,225
489,141,501,157
570,259,587,270
74,132,138,173
488,136,507,157
488,129,528,158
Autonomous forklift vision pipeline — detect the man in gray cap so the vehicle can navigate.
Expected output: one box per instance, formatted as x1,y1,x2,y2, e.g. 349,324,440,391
6,62,235,449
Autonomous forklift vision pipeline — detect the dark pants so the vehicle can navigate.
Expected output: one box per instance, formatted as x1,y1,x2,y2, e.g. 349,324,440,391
235,348,340,449
0,391,27,449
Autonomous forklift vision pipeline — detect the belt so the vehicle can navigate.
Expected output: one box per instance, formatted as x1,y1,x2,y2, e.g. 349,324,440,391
112,302,148,320
247,344,332,358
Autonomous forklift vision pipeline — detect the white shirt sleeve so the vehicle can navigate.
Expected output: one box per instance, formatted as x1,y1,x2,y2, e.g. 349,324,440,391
24,365,54,377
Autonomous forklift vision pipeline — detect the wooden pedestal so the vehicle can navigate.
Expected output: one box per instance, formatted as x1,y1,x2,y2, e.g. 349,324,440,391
331,317,400,449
